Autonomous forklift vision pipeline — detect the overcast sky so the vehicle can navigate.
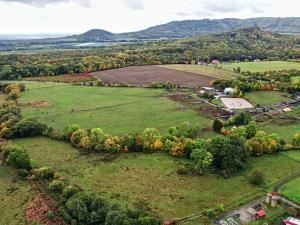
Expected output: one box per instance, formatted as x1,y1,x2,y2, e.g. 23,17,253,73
0,0,299,34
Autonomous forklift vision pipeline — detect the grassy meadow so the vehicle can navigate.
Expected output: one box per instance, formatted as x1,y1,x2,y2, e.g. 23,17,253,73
280,178,300,204
259,106,300,142
13,137,300,222
222,61,300,72
244,91,290,106
18,82,211,134
0,167,32,225
159,64,238,79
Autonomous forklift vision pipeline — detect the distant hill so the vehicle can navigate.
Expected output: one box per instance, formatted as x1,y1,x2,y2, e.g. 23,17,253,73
74,17,300,42
73,29,115,42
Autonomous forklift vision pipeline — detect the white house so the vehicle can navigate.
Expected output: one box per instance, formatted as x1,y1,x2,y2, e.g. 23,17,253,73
224,87,234,95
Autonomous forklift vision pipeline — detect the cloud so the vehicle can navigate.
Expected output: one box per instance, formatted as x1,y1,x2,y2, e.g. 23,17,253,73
124,0,144,10
0,0,91,7
200,0,270,14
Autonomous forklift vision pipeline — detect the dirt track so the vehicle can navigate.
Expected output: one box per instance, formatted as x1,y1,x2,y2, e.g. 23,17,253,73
91,66,215,87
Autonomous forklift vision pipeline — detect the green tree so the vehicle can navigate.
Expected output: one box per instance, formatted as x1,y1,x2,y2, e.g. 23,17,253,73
190,148,213,175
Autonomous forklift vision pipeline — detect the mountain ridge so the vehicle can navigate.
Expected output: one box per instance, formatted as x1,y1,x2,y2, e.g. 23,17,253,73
74,17,300,41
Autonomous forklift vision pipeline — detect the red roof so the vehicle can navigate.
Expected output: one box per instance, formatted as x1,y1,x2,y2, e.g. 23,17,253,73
256,209,266,218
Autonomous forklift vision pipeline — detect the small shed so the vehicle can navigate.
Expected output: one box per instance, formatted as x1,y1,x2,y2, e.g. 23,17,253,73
224,87,234,95
212,60,220,65
255,209,266,219
283,217,300,225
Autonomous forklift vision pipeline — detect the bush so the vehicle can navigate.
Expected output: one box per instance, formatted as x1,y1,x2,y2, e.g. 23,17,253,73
249,170,264,185
63,185,79,199
32,166,55,180
177,166,189,175
18,169,29,178
206,208,215,218
3,144,31,170
66,192,108,224
49,180,65,193
47,210,55,220
3,118,47,139
212,119,223,133
190,148,213,175
96,80,103,86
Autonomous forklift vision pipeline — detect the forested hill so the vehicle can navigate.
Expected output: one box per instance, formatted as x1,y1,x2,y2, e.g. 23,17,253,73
0,28,299,80
73,17,300,42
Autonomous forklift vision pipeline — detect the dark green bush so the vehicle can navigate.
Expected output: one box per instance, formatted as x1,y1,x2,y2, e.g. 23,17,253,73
63,185,79,199
3,144,31,170
249,170,264,185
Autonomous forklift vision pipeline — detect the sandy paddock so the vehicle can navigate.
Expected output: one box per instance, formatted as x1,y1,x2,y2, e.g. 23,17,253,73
221,98,254,109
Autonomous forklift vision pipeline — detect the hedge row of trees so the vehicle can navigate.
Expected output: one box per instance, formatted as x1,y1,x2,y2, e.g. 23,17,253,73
0,83,47,139
213,69,300,94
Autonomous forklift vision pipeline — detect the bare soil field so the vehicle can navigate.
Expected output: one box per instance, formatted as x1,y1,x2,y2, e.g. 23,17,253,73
91,66,215,87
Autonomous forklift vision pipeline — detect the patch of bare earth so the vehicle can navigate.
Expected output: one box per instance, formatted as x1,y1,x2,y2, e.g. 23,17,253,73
26,183,67,225
27,101,49,108
91,65,215,87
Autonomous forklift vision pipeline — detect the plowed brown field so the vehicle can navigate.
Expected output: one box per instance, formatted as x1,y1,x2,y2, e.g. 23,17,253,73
91,65,215,87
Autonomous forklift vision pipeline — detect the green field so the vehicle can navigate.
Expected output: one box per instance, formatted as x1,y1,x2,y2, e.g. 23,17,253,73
244,91,290,106
18,82,211,134
159,64,238,79
259,106,300,142
222,61,300,72
13,137,300,222
0,167,32,225
280,178,300,204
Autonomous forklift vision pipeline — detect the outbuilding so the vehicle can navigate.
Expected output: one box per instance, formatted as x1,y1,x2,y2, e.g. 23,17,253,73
224,87,234,95
255,209,266,219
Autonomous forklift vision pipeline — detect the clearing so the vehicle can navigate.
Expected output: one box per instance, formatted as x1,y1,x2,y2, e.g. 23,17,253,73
159,64,238,79
18,82,211,134
91,66,215,87
244,91,291,106
222,61,300,73
13,137,300,222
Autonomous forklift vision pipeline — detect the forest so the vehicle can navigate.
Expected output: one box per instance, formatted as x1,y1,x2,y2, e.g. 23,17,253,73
0,27,299,80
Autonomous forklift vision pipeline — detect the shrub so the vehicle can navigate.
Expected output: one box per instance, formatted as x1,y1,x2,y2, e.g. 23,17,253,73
4,118,47,139
96,80,103,86
213,119,223,133
190,148,213,175
18,169,29,178
66,192,108,224
63,185,79,199
3,144,31,170
47,210,55,220
49,180,65,193
206,208,215,218
177,166,189,175
292,133,300,148
32,166,55,180
249,170,264,185
70,129,87,147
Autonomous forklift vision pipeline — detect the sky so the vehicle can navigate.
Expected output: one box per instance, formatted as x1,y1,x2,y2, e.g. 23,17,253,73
0,0,299,34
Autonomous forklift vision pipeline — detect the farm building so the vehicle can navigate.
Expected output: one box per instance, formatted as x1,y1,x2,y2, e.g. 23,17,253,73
211,60,220,65
224,87,234,95
255,209,266,219
283,217,300,225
